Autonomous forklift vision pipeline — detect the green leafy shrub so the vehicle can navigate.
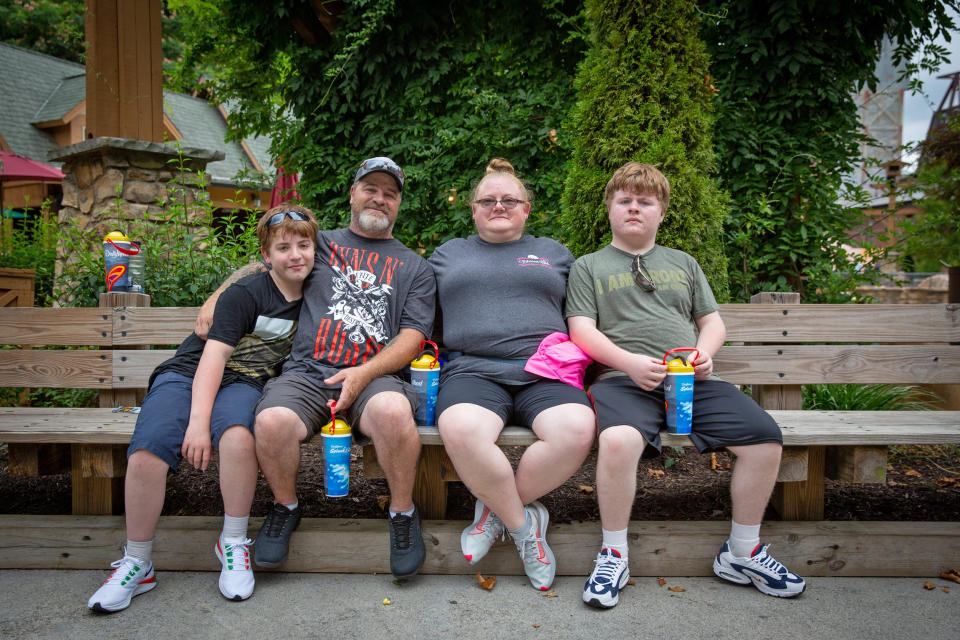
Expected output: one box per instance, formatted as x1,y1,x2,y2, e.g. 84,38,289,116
0,205,58,306
802,384,940,411
559,0,729,299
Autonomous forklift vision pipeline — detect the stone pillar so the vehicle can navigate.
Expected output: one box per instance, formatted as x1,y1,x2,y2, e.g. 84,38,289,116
48,137,224,300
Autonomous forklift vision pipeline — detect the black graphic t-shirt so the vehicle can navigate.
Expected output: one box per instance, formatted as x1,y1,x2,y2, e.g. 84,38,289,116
150,271,301,390
284,227,436,383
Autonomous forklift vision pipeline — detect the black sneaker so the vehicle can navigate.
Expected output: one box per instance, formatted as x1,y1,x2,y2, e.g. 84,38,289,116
389,505,426,578
254,502,301,568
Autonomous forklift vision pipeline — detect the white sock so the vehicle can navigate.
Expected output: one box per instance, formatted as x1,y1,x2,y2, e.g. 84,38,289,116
602,527,629,560
729,521,761,558
389,507,415,519
125,539,153,564
222,514,249,542
282,500,298,511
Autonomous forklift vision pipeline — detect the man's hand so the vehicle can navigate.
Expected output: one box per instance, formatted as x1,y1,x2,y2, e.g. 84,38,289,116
324,366,376,412
194,298,216,339
181,421,213,471
692,351,714,379
623,354,668,391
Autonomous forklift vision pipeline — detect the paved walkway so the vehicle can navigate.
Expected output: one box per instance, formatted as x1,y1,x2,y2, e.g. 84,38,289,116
2,570,957,639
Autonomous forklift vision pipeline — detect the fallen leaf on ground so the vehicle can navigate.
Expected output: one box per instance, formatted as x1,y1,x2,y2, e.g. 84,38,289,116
476,572,496,591
532,623,541,628
943,587,951,593
647,468,665,478
940,569,960,584
578,485,595,494
668,585,686,592
626,579,636,586
543,589,558,598
658,578,666,586
936,476,959,487
904,469,923,478
923,581,936,590
710,452,719,470
887,480,905,487
377,495,389,511
382,598,391,605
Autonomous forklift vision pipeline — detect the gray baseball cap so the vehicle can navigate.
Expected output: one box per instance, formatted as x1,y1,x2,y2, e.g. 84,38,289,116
354,156,405,191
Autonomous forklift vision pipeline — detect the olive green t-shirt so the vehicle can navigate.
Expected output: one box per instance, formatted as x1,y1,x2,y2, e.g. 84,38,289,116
564,244,718,378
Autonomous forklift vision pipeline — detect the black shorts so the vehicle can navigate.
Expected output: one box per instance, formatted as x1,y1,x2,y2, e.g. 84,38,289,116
589,376,781,458
436,374,592,427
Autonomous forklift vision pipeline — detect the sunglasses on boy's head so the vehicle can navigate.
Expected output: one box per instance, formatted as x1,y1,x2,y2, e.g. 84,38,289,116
631,254,657,292
267,210,308,227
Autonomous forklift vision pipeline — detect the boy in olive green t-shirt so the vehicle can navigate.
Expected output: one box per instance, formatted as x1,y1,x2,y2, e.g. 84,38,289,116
565,162,805,609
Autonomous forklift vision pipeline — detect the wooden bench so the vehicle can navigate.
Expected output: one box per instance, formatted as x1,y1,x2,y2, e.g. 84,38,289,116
1,294,959,575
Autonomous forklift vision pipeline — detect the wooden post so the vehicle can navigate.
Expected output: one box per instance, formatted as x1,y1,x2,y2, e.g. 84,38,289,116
85,0,164,142
749,292,824,520
71,291,150,515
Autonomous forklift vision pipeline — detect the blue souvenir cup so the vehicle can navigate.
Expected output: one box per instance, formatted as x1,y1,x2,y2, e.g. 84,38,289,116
410,340,440,426
321,417,352,497
663,348,699,435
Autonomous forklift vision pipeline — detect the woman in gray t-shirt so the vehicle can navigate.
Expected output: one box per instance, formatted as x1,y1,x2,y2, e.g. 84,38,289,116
428,159,595,592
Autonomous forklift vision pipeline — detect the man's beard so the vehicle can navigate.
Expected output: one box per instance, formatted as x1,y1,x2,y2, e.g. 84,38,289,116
353,209,394,235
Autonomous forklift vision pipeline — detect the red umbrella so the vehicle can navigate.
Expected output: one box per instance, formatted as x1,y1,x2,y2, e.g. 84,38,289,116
0,150,65,217
269,162,300,209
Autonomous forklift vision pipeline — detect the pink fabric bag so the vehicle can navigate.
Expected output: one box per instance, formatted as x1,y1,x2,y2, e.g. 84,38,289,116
524,332,593,390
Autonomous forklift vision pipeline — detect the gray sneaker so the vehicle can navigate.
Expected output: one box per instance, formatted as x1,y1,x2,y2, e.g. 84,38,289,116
511,501,556,591
389,505,426,578
461,499,505,565
254,502,301,568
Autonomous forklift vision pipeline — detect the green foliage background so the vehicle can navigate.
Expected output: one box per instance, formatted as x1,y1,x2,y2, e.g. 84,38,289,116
175,0,587,255
700,0,958,301
559,0,730,300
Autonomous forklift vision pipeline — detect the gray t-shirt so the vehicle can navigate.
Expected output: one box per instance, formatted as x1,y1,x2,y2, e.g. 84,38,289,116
429,234,573,384
284,227,436,384
565,243,718,378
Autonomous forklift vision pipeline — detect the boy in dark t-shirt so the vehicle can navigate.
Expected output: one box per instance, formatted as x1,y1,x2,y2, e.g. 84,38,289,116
566,163,805,609
87,205,319,613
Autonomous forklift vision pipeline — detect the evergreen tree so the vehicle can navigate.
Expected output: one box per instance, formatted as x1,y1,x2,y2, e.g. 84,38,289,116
560,0,729,300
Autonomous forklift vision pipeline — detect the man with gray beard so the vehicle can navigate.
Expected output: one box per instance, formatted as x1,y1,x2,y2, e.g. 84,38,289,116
195,157,436,580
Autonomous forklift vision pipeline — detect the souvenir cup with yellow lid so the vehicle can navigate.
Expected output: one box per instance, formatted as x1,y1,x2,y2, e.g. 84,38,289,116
410,340,441,426
663,348,699,435
103,231,140,292
321,405,352,497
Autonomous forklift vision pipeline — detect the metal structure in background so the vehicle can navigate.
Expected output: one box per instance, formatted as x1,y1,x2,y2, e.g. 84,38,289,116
926,71,960,141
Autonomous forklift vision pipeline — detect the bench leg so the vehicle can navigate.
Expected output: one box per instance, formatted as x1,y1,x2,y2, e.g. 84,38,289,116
771,445,825,520
826,446,888,483
414,445,449,520
71,444,125,515
7,444,71,476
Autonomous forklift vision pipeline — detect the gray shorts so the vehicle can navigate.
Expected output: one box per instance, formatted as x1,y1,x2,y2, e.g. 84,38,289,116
255,371,418,442
589,376,782,459
436,373,592,427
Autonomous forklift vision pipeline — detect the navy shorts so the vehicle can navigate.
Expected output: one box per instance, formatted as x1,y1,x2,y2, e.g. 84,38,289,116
127,371,261,469
589,376,782,459
436,374,592,427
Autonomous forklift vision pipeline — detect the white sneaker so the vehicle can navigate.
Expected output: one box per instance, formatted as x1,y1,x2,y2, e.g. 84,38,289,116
512,501,556,591
87,553,157,612
460,499,505,565
713,540,805,598
583,548,630,608
216,536,255,601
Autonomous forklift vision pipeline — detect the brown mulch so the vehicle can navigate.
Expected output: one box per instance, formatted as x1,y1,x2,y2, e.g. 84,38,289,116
1,443,958,521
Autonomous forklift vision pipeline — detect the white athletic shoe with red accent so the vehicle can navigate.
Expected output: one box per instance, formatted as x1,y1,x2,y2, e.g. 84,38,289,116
87,552,157,613
216,536,255,601
460,499,505,565
512,501,556,591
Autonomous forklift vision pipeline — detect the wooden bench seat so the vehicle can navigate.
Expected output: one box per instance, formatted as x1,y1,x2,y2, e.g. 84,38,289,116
1,294,958,525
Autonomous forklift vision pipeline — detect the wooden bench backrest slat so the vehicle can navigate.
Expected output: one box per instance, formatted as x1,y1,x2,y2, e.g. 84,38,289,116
112,350,175,388
721,304,959,343
0,351,112,388
714,345,960,384
112,307,196,346
0,308,112,346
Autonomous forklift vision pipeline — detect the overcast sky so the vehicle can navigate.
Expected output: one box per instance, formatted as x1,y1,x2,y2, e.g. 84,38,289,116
902,11,960,151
